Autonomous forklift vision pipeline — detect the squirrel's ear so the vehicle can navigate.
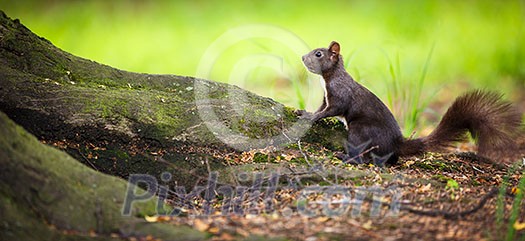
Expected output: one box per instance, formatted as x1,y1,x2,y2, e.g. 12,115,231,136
328,41,340,55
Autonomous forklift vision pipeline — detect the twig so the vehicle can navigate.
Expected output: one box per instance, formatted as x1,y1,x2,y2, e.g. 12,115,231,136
76,148,99,171
349,145,378,162
408,130,417,140
399,187,499,219
297,140,335,185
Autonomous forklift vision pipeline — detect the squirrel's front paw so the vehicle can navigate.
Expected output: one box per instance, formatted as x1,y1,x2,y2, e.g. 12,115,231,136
294,109,313,120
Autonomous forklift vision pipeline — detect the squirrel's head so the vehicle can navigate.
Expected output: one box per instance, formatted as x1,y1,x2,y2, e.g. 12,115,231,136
302,41,341,75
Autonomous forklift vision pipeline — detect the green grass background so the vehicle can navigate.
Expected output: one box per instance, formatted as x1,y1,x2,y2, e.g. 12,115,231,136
1,0,524,135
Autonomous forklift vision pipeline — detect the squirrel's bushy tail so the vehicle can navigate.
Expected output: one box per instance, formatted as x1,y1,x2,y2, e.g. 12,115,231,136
400,90,522,160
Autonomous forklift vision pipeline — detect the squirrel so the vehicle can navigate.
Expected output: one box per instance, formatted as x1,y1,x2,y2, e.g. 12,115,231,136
297,41,523,164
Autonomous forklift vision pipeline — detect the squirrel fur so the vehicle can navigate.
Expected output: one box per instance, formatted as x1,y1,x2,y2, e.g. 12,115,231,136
299,41,523,164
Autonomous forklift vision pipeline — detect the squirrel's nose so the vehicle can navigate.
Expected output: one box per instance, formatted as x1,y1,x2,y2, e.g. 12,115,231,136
301,55,306,61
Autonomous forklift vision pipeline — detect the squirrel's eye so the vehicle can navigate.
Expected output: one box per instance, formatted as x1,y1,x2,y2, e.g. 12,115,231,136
315,51,322,57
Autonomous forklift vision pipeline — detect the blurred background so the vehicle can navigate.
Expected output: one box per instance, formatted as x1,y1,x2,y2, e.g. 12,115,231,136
1,0,524,135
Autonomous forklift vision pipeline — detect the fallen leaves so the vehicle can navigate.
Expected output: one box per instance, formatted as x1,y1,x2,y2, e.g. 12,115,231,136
40,138,525,240
175,151,523,240
144,215,178,223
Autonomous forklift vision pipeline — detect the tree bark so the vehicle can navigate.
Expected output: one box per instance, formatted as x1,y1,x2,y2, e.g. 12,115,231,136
0,111,207,241
0,11,345,187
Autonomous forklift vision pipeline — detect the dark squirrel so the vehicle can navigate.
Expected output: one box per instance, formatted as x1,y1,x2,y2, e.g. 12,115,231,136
298,41,523,164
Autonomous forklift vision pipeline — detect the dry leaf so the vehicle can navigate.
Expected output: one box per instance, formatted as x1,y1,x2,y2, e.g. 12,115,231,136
145,215,159,222
217,233,235,241
236,228,250,237
194,219,210,232
362,220,373,230
420,183,432,192
209,227,220,234
514,221,525,230
405,160,415,167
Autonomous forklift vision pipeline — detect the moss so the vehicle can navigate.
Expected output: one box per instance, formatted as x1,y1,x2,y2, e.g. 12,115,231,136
470,179,481,186
72,84,192,141
414,160,435,170
415,158,442,170
282,106,299,122
0,192,112,241
251,108,278,121
253,152,269,163
91,78,125,88
77,87,132,119
413,158,459,172
153,104,182,129
0,111,206,240
208,88,230,99
432,174,449,183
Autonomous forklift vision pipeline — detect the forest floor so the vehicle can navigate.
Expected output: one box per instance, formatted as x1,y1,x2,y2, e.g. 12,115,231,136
161,148,525,241
44,114,525,241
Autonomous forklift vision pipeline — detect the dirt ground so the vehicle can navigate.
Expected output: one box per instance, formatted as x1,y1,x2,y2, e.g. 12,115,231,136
53,135,524,241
